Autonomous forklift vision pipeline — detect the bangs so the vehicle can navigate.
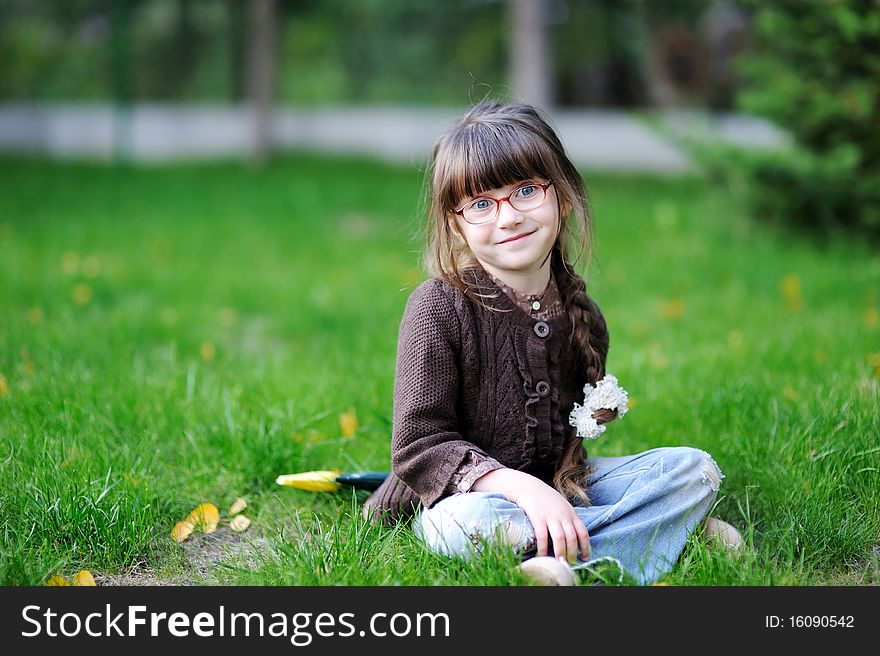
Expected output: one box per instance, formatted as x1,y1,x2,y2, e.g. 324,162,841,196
436,121,553,211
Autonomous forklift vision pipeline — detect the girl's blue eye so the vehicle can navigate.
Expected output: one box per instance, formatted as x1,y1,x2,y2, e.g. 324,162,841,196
471,199,493,212
516,184,537,198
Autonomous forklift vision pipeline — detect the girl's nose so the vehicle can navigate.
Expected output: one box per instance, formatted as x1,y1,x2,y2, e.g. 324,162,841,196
495,199,523,228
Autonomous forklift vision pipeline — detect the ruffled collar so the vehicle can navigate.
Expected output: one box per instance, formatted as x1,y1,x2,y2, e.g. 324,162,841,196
461,265,567,328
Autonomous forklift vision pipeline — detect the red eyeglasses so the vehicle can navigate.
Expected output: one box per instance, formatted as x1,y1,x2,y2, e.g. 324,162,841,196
454,180,553,225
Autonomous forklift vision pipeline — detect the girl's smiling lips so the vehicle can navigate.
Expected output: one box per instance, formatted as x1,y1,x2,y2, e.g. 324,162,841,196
497,229,538,245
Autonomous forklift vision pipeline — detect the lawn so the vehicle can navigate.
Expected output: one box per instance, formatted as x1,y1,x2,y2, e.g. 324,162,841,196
1,153,877,586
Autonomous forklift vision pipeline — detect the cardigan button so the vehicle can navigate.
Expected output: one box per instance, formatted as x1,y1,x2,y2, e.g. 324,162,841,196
535,381,550,397
533,321,550,338
538,446,550,458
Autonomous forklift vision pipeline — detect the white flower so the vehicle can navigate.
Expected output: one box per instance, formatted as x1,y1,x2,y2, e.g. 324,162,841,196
568,374,629,439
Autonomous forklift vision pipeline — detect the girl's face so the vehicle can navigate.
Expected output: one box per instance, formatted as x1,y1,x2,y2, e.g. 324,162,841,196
452,179,560,280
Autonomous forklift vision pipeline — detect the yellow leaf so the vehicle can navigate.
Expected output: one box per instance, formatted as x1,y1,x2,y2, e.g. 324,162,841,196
779,274,803,310
398,267,423,288
171,520,195,542
782,386,798,401
276,470,342,492
228,497,247,515
47,574,70,586
186,503,220,534
21,347,36,375
0,373,8,397
657,298,684,320
27,307,44,326
71,570,96,586
866,308,879,329
650,581,669,586
200,341,216,362
339,409,358,438
229,515,251,532
72,283,92,305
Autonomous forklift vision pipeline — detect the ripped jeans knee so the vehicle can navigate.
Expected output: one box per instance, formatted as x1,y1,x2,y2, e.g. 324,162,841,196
414,492,535,558
698,451,725,493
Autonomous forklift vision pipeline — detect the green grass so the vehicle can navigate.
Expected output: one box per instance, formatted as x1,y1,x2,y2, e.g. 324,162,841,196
1,154,878,586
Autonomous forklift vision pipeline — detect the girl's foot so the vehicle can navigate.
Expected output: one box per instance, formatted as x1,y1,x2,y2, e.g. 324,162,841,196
519,556,578,586
702,516,745,552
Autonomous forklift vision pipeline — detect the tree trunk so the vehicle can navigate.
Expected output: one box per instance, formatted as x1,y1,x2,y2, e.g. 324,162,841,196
509,0,553,109
248,0,276,165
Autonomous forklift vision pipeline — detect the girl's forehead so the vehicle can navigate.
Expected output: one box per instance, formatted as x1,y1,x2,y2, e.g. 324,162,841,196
462,178,539,199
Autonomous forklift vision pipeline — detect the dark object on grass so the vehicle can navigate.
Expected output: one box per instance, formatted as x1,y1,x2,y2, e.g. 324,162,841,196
335,471,389,492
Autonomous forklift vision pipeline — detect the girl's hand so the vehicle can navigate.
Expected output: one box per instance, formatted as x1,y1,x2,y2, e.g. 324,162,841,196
471,469,591,563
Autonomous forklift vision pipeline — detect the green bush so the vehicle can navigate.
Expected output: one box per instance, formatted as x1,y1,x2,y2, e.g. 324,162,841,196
733,0,880,235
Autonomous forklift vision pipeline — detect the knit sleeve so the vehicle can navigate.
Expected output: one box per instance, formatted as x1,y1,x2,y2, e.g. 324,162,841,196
390,279,503,508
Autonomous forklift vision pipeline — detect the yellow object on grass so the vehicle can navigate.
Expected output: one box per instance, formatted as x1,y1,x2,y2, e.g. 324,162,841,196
275,469,342,492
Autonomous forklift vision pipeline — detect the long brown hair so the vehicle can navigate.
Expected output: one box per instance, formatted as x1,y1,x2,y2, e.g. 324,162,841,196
424,100,617,506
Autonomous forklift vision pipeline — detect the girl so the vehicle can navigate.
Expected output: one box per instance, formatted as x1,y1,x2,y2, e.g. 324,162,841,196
363,100,742,585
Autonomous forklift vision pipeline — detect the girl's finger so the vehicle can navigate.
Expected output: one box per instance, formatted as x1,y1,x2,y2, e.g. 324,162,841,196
547,521,567,562
561,521,579,563
533,519,549,557
575,521,591,561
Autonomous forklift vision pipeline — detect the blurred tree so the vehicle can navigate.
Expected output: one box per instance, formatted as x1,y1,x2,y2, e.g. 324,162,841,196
733,0,880,234
226,0,245,101
110,0,133,161
510,0,552,109
248,0,275,164
0,0,745,110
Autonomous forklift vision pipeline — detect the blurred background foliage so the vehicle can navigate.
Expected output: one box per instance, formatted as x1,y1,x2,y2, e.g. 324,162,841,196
1,0,878,237
0,0,748,108
718,0,880,235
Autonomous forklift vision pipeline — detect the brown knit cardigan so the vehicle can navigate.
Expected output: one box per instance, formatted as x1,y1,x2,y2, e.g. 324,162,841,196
363,265,605,526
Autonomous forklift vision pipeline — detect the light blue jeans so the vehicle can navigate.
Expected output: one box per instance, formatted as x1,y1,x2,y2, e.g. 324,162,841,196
413,447,724,585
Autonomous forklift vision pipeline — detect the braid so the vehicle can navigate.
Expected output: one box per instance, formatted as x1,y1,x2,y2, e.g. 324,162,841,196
551,248,618,506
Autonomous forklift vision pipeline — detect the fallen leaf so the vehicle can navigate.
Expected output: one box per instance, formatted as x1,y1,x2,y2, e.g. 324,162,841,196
72,283,92,305
228,497,247,515
276,470,342,492
229,515,251,532
27,307,44,326
200,341,216,362
47,574,70,586
21,348,36,375
186,503,219,534
0,373,7,396
71,570,96,586
867,308,879,329
171,520,195,543
657,298,684,320
339,409,358,437
779,274,803,310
